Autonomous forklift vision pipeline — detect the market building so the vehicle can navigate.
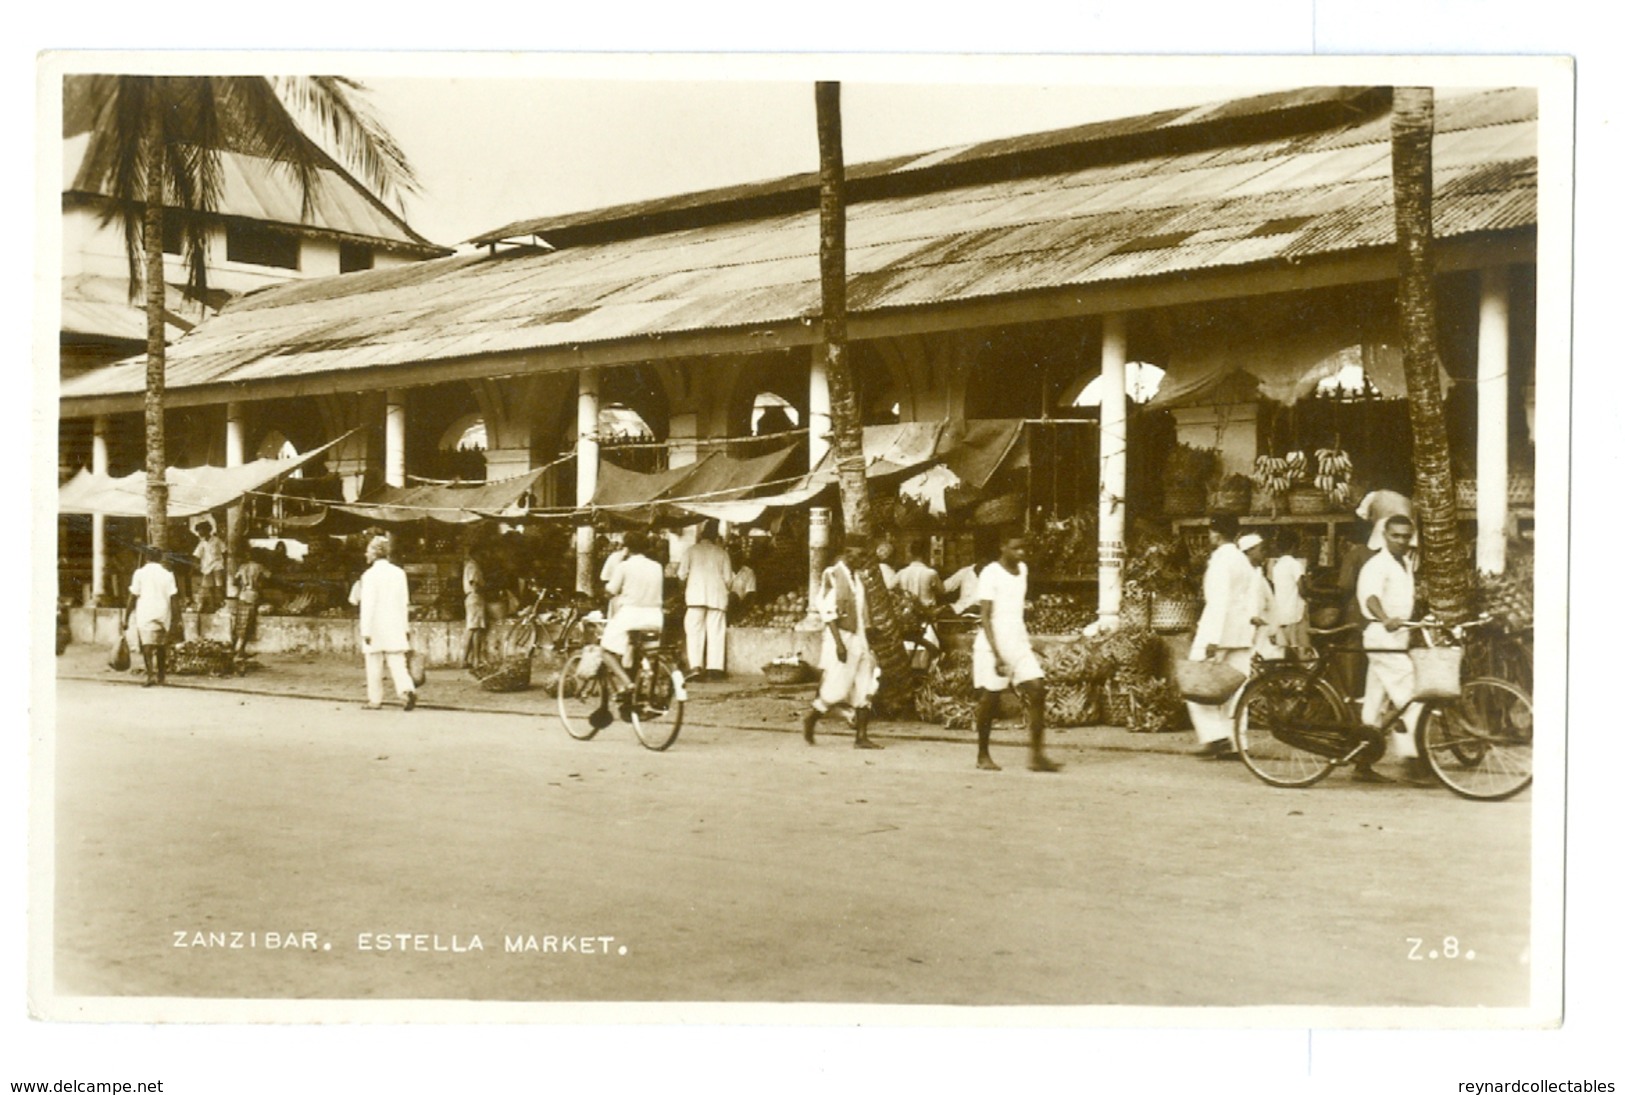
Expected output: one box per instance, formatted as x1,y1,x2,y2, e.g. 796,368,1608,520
58,84,1538,670
56,74,451,600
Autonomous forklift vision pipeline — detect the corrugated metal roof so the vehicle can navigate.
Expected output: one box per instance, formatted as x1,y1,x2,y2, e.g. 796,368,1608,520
62,87,1538,403
63,133,446,255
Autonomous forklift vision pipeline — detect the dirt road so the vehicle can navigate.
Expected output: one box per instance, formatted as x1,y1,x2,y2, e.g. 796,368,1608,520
51,679,1531,1009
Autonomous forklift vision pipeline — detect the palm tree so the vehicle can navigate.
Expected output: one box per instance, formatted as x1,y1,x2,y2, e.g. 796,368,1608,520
1389,86,1473,622
814,81,910,710
73,74,418,551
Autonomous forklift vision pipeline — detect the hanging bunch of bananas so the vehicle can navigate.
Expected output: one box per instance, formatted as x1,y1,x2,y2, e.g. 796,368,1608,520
1252,452,1302,496
1315,448,1354,505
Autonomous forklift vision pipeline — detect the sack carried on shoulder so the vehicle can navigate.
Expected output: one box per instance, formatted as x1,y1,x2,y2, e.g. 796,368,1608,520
109,633,130,672
406,649,428,688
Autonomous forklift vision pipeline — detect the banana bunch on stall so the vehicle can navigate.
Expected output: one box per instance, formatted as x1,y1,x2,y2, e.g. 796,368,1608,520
1314,448,1354,505
1252,452,1301,496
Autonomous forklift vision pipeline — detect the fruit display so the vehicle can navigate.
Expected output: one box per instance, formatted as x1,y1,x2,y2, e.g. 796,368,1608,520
167,639,240,677
1314,448,1354,506
1025,514,1099,579
734,590,809,629
912,650,977,729
1252,451,1306,498
1026,593,1096,635
1476,543,1535,632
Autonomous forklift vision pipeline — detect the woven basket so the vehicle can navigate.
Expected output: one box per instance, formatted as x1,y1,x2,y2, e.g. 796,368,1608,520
969,492,1025,526
1287,487,1330,515
477,655,533,693
1149,596,1201,632
1174,659,1247,703
1163,486,1207,516
1103,683,1136,727
762,660,815,685
1120,598,1151,629
1410,646,1464,700
1207,486,1251,515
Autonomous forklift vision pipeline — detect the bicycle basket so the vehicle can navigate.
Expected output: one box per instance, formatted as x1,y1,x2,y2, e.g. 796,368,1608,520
1174,660,1247,704
1410,646,1463,700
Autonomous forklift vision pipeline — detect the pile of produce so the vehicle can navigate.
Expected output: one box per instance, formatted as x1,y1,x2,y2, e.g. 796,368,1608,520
1025,514,1099,578
1476,543,1535,632
167,639,239,677
476,655,533,693
733,590,809,629
913,650,977,729
1026,593,1095,636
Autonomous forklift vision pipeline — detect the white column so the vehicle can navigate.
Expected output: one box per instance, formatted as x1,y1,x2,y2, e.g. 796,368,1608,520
224,402,246,595
225,402,246,468
575,369,601,594
91,416,109,604
1476,266,1510,576
385,390,407,488
806,354,833,625
808,353,832,471
1098,315,1128,627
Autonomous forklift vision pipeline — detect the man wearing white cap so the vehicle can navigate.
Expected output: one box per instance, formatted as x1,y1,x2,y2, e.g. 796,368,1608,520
350,536,418,711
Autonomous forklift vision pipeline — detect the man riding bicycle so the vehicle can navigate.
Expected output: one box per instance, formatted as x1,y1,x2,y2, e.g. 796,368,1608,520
600,529,664,716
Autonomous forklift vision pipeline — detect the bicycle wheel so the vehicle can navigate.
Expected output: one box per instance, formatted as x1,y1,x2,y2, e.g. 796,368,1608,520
630,654,685,751
557,652,611,740
1418,677,1532,801
1233,667,1348,788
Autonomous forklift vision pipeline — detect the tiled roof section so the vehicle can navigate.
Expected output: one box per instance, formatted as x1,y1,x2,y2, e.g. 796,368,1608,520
61,87,1538,403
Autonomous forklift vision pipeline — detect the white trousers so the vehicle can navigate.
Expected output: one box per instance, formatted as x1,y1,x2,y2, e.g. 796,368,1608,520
1185,647,1251,745
1362,649,1421,759
815,627,879,714
685,606,727,671
365,650,414,706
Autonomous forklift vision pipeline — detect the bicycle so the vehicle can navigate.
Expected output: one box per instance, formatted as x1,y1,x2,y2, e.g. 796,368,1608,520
556,629,687,751
490,585,596,665
1231,617,1532,801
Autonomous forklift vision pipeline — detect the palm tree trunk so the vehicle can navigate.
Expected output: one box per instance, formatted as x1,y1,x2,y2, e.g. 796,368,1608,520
142,100,169,552
1390,86,1472,622
815,82,911,713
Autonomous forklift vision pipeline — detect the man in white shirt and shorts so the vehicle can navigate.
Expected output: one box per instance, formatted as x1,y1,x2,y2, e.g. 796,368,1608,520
601,530,666,714
972,528,1060,773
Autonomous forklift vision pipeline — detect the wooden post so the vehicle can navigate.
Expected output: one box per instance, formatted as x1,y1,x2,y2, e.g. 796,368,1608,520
1477,265,1510,575
1098,315,1128,627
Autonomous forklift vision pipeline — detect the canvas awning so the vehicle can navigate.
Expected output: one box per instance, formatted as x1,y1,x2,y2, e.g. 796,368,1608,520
588,444,804,525
57,435,346,518
684,419,1027,525
327,465,552,525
